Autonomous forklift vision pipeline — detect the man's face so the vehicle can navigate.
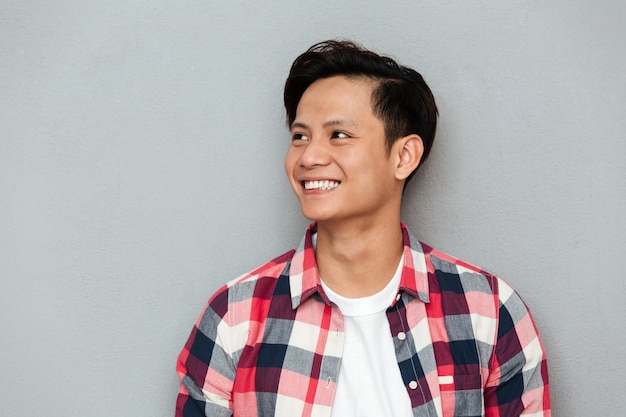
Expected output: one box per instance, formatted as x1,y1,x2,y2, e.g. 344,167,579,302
284,75,402,225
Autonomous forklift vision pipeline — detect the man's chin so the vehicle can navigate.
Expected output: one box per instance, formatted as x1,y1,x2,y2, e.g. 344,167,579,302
300,209,332,223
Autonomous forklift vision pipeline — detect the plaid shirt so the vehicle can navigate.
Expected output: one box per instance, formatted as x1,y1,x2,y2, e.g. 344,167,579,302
176,223,550,417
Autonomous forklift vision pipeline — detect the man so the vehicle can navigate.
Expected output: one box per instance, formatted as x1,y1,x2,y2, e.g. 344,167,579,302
175,40,550,417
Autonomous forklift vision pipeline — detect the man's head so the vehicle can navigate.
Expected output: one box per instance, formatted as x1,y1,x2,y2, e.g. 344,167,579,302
284,40,438,184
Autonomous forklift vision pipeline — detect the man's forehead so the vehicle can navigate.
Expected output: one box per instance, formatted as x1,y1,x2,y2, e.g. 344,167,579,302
293,76,377,127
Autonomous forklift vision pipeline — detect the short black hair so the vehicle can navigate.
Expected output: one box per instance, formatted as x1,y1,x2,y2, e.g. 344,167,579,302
284,40,438,183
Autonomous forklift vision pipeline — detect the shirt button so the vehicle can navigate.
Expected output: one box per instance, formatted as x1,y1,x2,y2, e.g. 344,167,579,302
397,331,406,341
409,380,418,390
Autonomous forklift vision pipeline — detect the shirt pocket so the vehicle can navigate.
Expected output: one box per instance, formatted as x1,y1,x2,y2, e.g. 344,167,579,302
439,374,483,417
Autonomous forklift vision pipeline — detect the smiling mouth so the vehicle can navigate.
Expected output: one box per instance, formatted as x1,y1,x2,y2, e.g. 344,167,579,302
303,180,340,190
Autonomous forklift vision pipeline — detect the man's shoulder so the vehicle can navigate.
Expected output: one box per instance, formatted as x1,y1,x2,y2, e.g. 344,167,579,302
207,248,296,305
227,248,295,287
420,242,503,297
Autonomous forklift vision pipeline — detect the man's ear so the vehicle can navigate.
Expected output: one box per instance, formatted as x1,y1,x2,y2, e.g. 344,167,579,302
394,134,424,181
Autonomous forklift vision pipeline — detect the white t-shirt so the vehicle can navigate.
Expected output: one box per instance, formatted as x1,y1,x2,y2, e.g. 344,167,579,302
320,255,414,417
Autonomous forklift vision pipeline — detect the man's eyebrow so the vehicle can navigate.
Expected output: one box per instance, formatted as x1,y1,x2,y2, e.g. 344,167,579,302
322,118,359,129
290,121,308,130
290,119,359,130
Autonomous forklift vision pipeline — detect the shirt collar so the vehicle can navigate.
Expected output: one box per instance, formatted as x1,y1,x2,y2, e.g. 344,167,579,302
289,223,430,309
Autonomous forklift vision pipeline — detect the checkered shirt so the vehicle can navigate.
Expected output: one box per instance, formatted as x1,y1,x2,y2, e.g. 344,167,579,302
176,223,550,417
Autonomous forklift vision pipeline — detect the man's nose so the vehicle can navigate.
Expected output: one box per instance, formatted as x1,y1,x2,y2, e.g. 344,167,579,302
299,140,330,168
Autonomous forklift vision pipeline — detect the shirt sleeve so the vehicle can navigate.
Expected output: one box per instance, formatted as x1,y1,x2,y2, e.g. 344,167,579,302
484,279,551,416
175,287,238,417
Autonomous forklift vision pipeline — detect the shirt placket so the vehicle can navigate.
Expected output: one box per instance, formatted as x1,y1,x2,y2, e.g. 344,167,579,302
388,293,441,417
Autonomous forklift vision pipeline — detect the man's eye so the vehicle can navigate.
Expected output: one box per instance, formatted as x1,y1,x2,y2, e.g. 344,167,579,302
292,133,309,141
331,131,350,139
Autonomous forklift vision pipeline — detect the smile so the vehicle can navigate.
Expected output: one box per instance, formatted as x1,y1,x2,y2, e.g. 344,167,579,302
303,180,340,190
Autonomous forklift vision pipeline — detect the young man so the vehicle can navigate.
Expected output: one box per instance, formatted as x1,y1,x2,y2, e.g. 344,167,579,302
175,40,550,417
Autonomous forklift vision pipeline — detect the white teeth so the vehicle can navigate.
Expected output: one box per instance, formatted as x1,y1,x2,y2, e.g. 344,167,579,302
304,180,339,190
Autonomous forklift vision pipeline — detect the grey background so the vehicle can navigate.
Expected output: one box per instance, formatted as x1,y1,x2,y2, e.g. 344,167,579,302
2,1,625,416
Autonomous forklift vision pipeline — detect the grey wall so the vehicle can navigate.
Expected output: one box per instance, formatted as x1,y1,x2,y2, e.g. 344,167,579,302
2,1,624,416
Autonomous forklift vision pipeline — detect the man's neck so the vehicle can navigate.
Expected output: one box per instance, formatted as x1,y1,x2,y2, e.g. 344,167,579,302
315,217,404,298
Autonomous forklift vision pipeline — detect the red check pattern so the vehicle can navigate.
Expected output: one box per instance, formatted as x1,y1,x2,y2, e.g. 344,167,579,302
176,223,550,417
